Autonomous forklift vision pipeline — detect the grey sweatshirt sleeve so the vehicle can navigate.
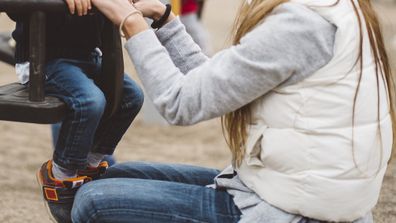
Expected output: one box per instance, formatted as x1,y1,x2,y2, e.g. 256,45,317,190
154,17,209,74
125,2,336,126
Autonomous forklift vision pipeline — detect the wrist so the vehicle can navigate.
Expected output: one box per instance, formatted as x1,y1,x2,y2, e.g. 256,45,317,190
122,14,149,39
151,4,174,29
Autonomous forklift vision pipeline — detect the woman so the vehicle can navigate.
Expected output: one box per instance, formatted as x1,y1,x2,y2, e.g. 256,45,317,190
71,0,394,222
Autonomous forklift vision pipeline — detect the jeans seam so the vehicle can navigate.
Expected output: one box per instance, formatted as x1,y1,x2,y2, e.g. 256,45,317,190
89,208,210,223
91,145,115,155
93,120,116,150
92,78,143,152
46,78,85,168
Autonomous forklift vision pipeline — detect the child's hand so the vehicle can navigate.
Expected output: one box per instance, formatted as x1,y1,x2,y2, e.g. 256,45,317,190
91,0,140,26
65,0,92,16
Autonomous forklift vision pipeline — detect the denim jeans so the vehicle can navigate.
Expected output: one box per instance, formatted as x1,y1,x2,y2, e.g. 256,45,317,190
51,122,117,166
44,54,144,170
71,162,242,223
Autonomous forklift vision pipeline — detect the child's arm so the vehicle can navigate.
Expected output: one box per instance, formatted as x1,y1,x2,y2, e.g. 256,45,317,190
64,0,92,16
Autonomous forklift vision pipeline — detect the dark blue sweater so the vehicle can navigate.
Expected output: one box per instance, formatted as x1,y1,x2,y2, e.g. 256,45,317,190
9,12,104,63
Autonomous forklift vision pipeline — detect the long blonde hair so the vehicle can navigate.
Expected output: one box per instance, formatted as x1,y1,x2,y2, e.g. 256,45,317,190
222,0,395,167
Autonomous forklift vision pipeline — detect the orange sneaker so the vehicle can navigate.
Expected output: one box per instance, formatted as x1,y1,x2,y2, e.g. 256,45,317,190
36,160,90,223
77,161,109,180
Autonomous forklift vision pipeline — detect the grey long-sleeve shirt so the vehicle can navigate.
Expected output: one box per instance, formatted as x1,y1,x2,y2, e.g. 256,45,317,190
123,2,367,223
125,2,335,126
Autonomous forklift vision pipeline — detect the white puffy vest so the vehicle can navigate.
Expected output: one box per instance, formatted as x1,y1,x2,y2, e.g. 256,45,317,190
237,0,393,221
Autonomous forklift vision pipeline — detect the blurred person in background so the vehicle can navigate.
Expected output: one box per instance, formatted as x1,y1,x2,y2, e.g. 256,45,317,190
180,0,212,55
8,1,144,222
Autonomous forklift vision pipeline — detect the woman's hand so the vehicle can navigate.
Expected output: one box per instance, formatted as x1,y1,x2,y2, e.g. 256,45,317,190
132,0,165,20
65,0,92,16
133,0,176,22
92,0,149,39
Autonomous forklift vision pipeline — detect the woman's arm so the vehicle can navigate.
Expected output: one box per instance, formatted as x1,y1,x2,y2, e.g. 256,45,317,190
92,0,336,125
125,3,336,125
154,18,209,74
132,0,208,73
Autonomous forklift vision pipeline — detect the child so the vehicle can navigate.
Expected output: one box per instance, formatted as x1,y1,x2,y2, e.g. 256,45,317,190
9,1,144,222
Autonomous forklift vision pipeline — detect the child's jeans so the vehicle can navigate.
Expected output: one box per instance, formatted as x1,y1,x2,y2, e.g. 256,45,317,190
44,53,144,170
51,122,117,166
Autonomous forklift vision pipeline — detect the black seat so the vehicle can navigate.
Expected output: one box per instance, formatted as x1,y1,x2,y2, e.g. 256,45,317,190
0,25,65,123
0,83,66,123
0,27,67,123
0,0,70,12
0,0,124,124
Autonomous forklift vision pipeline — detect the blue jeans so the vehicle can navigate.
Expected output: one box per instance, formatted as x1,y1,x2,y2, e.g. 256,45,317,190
51,123,117,166
71,162,242,223
44,55,144,170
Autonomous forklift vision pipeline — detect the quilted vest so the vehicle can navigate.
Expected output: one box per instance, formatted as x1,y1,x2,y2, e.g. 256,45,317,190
237,0,393,221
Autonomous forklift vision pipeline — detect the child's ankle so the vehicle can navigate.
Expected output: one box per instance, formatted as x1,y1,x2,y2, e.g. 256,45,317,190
87,152,105,168
51,161,77,180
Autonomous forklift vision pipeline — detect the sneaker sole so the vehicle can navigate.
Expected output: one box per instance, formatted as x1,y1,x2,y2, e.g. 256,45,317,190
36,169,57,223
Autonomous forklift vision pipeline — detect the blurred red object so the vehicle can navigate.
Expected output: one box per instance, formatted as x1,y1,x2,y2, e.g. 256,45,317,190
181,0,198,15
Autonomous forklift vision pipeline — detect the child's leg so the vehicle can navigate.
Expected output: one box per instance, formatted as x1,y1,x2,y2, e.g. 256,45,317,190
90,74,144,156
44,59,107,171
51,122,117,166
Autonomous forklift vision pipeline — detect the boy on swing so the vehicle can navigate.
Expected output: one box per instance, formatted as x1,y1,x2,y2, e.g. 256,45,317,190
9,0,144,221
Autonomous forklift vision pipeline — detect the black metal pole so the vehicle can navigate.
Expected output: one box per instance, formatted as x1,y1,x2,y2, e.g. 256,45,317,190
29,11,46,102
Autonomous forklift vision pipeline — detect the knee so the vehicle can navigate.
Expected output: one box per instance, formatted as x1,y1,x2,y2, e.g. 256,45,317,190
72,178,149,222
72,88,107,119
71,183,99,222
122,83,144,114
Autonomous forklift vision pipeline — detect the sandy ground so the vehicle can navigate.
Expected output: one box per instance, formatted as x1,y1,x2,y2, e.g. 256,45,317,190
0,0,395,222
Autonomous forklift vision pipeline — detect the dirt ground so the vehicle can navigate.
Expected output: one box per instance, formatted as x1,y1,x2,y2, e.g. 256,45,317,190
0,0,395,222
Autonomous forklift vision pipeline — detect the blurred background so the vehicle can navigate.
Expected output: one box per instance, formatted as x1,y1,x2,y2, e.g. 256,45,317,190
0,0,395,222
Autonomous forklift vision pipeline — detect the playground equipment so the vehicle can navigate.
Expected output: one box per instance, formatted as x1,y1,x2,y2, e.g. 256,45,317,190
0,0,124,124
0,31,14,65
